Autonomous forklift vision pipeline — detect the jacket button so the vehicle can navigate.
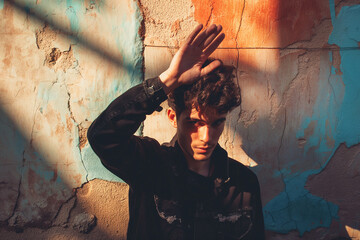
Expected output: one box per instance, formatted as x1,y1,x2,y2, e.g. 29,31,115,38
148,86,155,95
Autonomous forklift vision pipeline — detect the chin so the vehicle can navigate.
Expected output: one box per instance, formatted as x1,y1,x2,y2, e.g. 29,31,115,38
193,153,211,161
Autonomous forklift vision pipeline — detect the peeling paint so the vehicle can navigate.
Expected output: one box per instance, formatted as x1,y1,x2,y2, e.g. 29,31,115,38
264,0,360,236
82,140,123,182
35,25,78,72
45,46,78,72
306,143,360,238
0,0,144,229
263,54,341,234
264,172,339,235
65,0,82,34
328,2,360,147
78,121,90,149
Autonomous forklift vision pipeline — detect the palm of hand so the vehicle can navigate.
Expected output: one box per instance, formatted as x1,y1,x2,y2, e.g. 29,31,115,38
170,44,207,85
159,24,225,93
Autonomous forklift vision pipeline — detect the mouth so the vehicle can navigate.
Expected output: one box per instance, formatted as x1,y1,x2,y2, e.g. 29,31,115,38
195,146,213,153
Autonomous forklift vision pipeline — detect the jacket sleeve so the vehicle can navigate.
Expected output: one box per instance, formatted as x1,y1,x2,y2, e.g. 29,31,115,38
87,77,168,189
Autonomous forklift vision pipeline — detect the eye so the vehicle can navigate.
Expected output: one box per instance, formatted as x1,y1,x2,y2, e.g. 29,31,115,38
188,119,205,127
188,120,198,125
212,119,225,127
187,120,199,127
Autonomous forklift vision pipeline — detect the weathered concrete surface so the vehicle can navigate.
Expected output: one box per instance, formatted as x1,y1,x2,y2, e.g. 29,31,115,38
306,143,360,239
74,179,129,239
0,0,141,235
1,0,360,239
1,179,129,239
141,0,198,47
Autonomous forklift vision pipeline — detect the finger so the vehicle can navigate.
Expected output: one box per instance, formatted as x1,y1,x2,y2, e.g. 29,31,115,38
231,193,242,210
200,59,221,76
203,32,225,57
223,186,236,206
192,24,217,47
200,25,223,49
242,192,251,208
184,24,203,46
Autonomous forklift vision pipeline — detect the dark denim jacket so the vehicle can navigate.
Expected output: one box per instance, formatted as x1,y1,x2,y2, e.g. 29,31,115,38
87,77,265,240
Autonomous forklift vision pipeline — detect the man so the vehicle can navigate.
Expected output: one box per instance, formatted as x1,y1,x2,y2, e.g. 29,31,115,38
87,24,265,240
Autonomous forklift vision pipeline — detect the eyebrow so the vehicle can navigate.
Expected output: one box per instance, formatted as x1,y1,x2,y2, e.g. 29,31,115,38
213,118,226,124
185,117,201,122
185,117,226,123
215,117,226,122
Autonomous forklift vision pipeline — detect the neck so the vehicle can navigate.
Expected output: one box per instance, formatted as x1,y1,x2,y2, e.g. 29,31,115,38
186,158,212,177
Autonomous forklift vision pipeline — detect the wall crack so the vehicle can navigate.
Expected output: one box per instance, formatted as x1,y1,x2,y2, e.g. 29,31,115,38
5,150,25,231
64,83,89,182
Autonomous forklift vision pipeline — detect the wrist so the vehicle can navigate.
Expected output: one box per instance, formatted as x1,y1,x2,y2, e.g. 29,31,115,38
159,70,178,94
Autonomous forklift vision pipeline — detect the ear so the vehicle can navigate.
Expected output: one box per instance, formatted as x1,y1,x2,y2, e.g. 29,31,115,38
167,107,177,128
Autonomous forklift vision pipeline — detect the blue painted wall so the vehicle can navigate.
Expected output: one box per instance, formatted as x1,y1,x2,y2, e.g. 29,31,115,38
263,0,360,236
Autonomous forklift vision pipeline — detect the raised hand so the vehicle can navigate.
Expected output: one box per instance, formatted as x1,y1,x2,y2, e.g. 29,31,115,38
159,24,225,94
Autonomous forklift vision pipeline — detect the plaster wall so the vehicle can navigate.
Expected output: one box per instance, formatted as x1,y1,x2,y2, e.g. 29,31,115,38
1,0,360,239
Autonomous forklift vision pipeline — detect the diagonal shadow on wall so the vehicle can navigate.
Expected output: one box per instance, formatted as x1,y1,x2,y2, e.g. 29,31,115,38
0,0,140,239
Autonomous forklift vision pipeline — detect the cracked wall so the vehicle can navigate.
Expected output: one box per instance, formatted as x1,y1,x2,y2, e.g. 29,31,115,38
1,0,360,239
1,0,141,238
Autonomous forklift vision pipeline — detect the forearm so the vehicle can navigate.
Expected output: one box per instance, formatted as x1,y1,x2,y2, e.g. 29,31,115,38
87,77,167,170
88,77,166,137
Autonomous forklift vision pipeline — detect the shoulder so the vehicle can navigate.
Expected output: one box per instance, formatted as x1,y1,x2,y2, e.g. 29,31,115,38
228,157,260,190
228,157,257,178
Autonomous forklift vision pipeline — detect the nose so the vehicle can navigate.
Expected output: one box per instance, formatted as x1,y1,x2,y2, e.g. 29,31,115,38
199,125,211,143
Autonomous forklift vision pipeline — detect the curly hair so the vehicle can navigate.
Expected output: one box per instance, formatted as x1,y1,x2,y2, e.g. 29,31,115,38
167,60,241,115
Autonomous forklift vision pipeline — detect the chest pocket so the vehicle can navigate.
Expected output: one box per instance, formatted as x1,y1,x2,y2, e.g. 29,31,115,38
193,192,254,240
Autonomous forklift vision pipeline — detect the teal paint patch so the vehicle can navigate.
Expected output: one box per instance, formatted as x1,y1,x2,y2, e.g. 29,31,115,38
84,0,144,181
0,0,3,10
296,50,342,158
328,2,360,147
36,82,69,124
264,1,360,235
265,189,338,234
266,55,342,234
66,0,82,34
329,4,360,48
264,169,339,235
128,0,144,86
31,0,144,185
264,192,297,233
114,0,144,87
86,0,105,13
332,51,360,145
82,145,123,182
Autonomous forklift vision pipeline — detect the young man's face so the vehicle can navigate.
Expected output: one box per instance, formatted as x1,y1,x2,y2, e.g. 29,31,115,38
168,106,227,162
